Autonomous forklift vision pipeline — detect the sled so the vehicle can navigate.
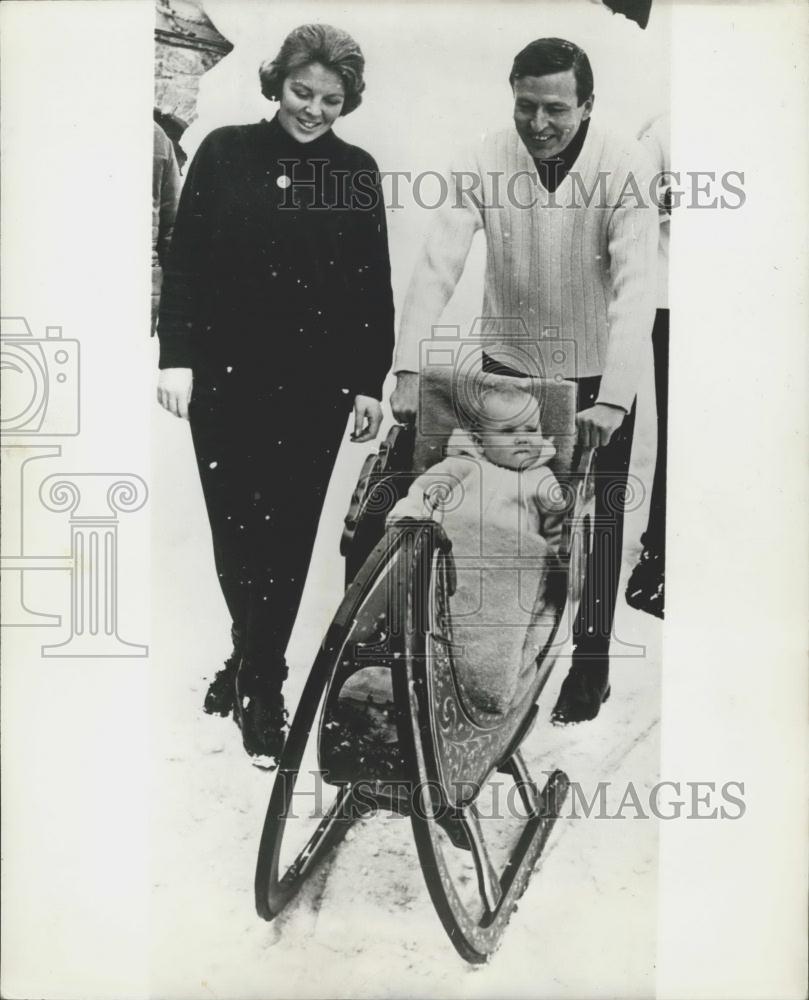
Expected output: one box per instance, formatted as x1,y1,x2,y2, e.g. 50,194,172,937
255,366,595,963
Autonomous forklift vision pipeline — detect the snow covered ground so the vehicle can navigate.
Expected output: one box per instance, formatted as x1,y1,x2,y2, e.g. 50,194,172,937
149,369,662,998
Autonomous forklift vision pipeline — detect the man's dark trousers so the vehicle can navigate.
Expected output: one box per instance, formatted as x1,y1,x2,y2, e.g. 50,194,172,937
570,376,636,669
482,355,636,686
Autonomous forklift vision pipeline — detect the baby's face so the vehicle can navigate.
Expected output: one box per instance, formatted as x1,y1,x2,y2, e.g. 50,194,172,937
476,395,545,470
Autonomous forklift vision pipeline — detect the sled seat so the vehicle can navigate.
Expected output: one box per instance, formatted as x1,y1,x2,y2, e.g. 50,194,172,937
320,366,581,799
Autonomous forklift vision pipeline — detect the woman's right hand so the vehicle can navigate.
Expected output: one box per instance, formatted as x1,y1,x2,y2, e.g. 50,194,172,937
157,367,193,420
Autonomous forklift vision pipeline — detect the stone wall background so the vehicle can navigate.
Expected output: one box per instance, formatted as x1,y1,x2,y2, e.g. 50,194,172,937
153,0,231,131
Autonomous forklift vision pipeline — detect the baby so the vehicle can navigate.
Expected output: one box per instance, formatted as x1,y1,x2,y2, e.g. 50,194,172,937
389,384,568,716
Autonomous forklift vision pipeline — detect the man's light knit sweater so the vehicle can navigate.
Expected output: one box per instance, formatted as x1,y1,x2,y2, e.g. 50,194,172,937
393,121,659,411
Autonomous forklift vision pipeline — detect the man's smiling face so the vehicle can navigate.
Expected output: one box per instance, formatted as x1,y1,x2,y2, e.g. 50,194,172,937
512,69,593,160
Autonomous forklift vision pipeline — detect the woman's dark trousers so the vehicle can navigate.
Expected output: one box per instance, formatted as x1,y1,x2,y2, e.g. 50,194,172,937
189,371,352,688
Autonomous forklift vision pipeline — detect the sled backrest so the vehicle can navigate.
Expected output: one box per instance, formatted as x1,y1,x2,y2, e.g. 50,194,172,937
413,365,577,478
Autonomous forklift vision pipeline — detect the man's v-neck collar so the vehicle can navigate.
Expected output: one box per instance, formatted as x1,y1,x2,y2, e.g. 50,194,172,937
531,117,591,194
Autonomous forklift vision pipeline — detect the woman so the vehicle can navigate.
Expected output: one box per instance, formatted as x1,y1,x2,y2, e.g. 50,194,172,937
156,24,394,761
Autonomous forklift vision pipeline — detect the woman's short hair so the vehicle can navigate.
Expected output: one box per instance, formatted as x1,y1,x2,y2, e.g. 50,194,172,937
509,37,594,105
259,23,366,116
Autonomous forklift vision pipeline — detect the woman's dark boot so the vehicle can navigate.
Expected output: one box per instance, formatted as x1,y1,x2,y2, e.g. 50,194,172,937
551,660,611,725
203,625,243,717
234,657,289,763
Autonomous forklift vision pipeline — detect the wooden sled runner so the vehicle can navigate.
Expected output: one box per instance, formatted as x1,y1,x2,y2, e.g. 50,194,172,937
255,369,596,963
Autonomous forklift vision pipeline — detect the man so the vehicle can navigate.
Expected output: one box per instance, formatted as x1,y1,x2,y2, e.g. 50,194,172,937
626,112,670,619
391,37,658,723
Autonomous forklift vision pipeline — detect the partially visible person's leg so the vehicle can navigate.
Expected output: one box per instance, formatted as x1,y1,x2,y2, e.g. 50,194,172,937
552,376,636,724
626,308,668,618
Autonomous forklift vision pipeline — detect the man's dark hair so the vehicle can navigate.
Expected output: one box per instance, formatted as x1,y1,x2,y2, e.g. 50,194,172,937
509,37,594,105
